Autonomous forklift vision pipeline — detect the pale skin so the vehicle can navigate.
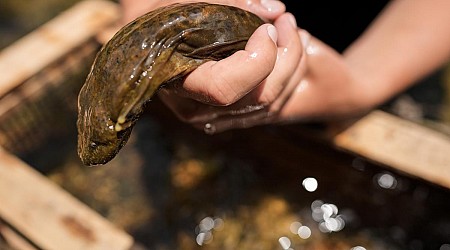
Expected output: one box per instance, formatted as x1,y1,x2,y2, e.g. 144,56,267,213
120,0,450,133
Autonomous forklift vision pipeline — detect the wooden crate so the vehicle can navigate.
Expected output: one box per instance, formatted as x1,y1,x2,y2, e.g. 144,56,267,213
0,1,134,249
0,0,448,249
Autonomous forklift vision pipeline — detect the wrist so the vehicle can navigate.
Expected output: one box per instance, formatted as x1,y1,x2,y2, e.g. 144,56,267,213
344,53,403,113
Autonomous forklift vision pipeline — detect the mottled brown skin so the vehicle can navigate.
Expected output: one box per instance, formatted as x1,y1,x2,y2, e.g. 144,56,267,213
77,3,264,166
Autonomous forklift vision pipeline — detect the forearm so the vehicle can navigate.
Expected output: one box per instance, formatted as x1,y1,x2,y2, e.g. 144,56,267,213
343,0,450,107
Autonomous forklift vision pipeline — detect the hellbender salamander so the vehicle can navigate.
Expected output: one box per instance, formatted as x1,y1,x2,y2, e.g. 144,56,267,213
77,3,264,166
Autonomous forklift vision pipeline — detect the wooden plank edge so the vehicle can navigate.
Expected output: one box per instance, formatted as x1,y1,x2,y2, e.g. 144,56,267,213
0,147,133,250
0,39,100,117
333,110,450,189
0,0,120,97
0,219,39,250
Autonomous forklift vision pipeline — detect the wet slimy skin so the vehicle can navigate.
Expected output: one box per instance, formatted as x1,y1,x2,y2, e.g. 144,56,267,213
77,3,264,166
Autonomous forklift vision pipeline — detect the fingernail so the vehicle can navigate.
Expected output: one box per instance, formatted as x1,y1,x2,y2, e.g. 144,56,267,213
261,0,283,12
267,25,277,43
287,13,297,28
299,29,311,47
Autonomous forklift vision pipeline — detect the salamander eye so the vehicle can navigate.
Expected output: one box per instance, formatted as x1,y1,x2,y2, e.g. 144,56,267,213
89,140,107,149
89,142,98,149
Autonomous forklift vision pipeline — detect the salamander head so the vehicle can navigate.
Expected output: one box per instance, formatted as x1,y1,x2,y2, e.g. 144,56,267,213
76,108,133,166
77,83,133,166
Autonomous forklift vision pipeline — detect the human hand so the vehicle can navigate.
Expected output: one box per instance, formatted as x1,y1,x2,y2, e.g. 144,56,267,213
159,22,375,133
158,12,306,133
119,0,373,134
276,33,373,123
119,0,299,132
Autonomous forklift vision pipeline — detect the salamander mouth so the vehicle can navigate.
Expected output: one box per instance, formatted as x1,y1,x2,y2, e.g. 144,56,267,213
116,126,133,152
77,125,134,166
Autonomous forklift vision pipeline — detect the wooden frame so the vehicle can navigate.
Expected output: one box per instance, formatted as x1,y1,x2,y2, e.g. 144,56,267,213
0,148,133,250
334,111,450,188
0,1,133,249
0,0,448,248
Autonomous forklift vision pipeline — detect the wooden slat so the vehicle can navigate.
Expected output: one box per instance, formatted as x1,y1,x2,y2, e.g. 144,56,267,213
0,1,133,249
0,220,39,250
333,110,450,188
0,0,120,98
0,147,133,250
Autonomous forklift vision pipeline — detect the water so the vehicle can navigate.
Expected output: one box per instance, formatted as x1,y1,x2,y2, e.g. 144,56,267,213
23,101,449,250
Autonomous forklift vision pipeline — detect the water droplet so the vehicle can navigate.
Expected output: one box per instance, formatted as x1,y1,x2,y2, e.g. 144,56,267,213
302,177,318,192
306,44,317,55
298,226,311,239
230,104,265,115
204,123,216,134
335,215,346,231
351,246,367,250
321,204,334,219
324,218,340,232
440,244,450,250
318,222,330,233
196,232,205,246
375,173,397,189
196,231,212,246
199,217,214,232
311,200,324,210
141,40,148,49
213,218,224,231
278,236,291,249
295,80,309,93
289,221,302,234
311,200,325,222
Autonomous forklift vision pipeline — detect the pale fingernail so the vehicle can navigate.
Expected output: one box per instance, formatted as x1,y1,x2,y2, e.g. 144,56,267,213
287,13,297,28
299,29,311,47
261,0,283,12
267,25,277,43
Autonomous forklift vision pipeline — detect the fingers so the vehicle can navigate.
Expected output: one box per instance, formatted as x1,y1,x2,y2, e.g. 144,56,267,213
193,12,303,125
276,32,327,120
181,23,278,106
255,13,304,107
157,9,309,133
197,13,304,117
162,13,306,133
243,0,286,20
